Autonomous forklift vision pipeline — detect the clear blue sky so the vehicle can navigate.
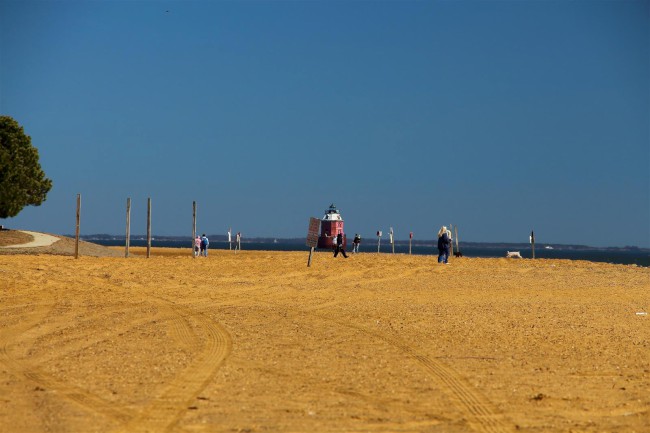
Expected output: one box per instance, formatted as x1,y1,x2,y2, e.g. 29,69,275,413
1,0,648,247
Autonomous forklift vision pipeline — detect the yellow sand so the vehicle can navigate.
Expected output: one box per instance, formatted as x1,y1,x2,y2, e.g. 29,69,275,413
0,248,648,433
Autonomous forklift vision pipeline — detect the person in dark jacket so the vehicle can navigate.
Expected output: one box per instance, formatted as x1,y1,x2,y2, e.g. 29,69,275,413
334,232,348,258
352,234,361,253
437,226,451,264
200,234,209,257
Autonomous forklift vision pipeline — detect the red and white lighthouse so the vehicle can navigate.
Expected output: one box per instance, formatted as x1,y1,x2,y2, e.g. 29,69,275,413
317,204,346,249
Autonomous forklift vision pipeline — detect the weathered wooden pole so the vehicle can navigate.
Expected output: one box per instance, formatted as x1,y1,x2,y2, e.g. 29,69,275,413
146,197,152,258
449,224,454,257
125,198,131,258
377,231,382,253
390,227,395,254
192,201,197,258
74,194,81,259
454,225,459,255
531,230,535,259
409,231,413,255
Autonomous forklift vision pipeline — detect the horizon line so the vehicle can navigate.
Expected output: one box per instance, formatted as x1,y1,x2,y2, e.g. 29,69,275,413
68,233,649,251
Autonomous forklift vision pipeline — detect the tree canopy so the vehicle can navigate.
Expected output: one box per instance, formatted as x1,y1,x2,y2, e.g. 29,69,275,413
0,116,52,219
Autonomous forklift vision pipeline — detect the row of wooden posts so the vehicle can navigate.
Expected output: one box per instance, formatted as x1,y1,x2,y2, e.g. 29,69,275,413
74,194,152,259
374,225,460,255
74,195,240,259
373,227,537,258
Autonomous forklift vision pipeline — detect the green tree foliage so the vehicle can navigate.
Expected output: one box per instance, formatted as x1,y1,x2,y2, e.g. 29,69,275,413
0,116,52,218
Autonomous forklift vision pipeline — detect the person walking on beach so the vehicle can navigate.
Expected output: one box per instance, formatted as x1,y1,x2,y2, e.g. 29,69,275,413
334,232,349,258
200,234,209,257
437,226,451,264
194,235,201,257
352,234,361,253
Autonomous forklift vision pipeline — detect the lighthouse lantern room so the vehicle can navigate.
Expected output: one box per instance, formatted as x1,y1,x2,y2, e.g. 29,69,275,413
317,204,346,249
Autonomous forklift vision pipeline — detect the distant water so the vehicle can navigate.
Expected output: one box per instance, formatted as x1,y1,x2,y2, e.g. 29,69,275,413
95,239,649,267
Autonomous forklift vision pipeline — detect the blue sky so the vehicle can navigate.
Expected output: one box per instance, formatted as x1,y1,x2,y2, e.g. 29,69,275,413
1,0,648,247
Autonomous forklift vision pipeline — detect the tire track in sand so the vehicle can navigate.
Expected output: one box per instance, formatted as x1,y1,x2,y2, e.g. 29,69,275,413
0,302,135,424
246,294,512,433
15,303,156,365
157,303,201,350
336,319,513,433
1,296,232,431
116,296,232,433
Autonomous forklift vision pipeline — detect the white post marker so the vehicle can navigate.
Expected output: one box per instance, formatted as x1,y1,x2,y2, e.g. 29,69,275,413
389,227,394,254
530,230,535,259
409,231,413,255
377,230,382,253
306,217,320,267
228,228,232,250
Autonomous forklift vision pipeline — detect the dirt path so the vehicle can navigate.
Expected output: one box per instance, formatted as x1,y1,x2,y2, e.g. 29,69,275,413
0,231,60,248
0,249,648,433
0,231,122,257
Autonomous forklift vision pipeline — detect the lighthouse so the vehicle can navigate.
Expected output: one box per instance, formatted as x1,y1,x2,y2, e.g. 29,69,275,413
317,204,346,249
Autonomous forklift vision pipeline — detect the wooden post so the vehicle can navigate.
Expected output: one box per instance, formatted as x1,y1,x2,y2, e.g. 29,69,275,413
228,227,232,250
449,224,454,257
409,232,412,255
74,194,81,259
307,246,314,267
125,198,131,258
377,231,382,253
192,201,197,258
454,225,459,255
531,230,535,259
390,227,394,254
146,197,152,258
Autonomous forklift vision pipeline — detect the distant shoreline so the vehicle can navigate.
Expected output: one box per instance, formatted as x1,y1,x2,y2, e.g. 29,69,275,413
70,234,649,253
63,234,650,267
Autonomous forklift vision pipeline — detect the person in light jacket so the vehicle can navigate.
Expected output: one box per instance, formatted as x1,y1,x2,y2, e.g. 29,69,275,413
194,235,201,257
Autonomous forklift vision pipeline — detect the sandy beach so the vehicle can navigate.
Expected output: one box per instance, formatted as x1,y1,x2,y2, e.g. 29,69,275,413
0,245,648,433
